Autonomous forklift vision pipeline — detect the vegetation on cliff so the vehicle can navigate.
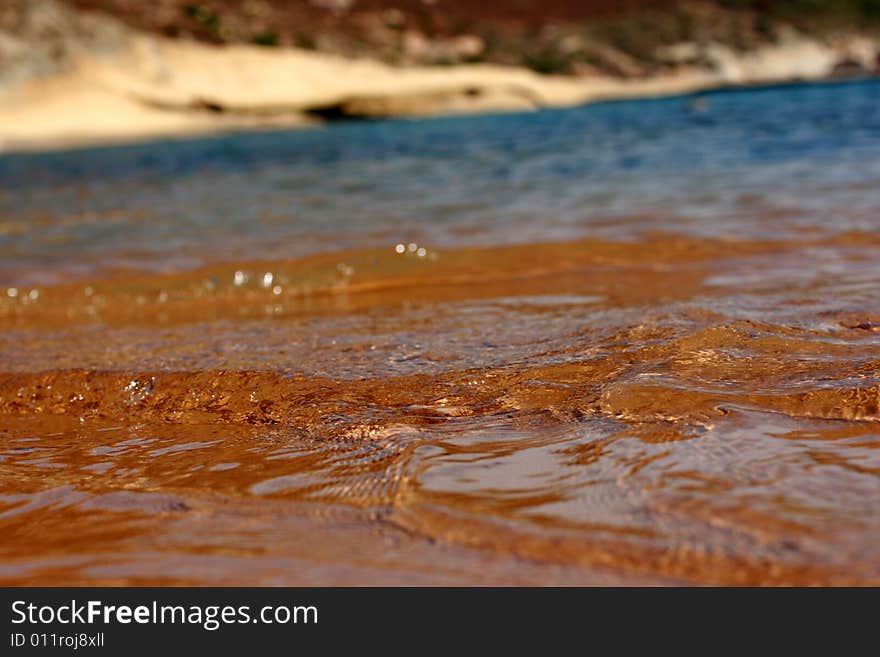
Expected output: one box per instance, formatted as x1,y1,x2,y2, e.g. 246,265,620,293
62,1,880,76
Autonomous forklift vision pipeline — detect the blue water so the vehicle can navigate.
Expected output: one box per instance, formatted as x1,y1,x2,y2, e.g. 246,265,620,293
4,78,880,588
2,79,880,284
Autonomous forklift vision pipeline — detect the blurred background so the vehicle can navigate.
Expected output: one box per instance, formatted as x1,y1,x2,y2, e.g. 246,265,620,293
39,1,880,71
1,1,880,149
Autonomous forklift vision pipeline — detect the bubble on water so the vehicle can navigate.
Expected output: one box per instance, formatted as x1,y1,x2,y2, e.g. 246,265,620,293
416,247,427,257
261,272,274,288
408,242,418,253
272,285,282,295
336,263,355,277
233,270,248,286
84,286,94,296
6,287,17,298
395,243,406,254
124,377,155,404
28,289,39,301
157,291,168,303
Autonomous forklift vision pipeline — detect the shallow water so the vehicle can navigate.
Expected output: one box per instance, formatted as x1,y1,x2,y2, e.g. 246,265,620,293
1,80,880,585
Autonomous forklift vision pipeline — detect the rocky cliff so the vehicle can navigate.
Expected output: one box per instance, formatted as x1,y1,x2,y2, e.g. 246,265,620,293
0,0,877,151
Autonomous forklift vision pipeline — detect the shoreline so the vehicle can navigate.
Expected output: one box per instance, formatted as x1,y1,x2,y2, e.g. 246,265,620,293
1,23,878,154
3,74,878,158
